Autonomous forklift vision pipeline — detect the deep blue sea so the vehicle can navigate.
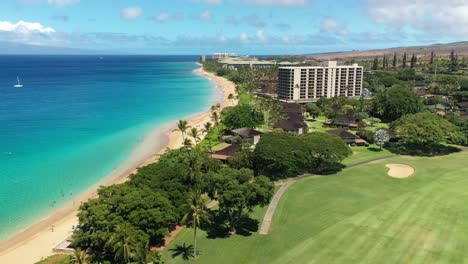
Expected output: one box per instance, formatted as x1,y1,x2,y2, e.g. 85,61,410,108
0,55,214,241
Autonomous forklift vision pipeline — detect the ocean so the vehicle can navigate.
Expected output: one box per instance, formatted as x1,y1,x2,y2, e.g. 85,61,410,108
0,55,215,241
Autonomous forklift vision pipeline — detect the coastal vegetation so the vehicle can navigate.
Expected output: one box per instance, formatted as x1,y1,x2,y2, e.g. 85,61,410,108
38,54,468,264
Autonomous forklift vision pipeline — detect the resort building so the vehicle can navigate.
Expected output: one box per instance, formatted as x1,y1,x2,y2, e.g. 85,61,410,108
219,57,299,71
212,53,238,59
277,61,364,103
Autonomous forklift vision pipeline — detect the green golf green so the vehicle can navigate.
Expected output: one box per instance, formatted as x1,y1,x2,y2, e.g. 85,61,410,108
163,151,468,264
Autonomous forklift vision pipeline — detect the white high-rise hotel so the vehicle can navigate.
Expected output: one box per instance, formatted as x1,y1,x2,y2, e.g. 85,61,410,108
278,61,363,103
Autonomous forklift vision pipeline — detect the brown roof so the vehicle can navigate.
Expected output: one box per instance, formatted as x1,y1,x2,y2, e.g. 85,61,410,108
274,119,306,132
456,102,468,109
327,129,360,139
232,128,263,138
213,143,242,156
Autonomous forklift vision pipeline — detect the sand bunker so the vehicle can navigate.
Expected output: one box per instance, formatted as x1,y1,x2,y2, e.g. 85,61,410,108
386,163,415,178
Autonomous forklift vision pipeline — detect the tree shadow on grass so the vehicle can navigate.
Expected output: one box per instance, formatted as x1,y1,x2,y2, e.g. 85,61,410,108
202,211,259,239
169,243,195,261
311,162,346,175
367,147,382,152
387,144,461,157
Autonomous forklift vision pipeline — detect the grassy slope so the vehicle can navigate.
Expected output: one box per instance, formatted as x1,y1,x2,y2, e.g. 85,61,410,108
163,151,468,264
35,254,70,264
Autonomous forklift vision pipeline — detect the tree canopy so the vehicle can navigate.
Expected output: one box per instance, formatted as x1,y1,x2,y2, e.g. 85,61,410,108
222,104,264,129
253,132,351,179
204,168,274,234
392,112,465,145
374,85,424,121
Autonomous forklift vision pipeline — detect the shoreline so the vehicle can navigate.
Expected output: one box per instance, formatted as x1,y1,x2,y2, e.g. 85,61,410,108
0,67,237,263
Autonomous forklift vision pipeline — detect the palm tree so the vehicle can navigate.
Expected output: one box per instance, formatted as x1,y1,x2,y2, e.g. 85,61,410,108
188,127,201,145
211,111,220,127
174,120,191,142
182,190,211,259
203,122,212,134
228,93,235,105
183,138,193,148
133,243,161,264
106,223,137,264
70,248,91,264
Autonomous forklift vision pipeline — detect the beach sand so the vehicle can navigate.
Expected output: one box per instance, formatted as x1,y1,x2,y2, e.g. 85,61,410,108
0,67,237,264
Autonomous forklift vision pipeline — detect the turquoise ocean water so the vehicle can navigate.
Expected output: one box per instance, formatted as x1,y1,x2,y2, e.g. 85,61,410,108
0,55,215,241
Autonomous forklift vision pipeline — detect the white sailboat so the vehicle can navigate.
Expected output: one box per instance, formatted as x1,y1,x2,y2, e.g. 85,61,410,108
14,76,23,88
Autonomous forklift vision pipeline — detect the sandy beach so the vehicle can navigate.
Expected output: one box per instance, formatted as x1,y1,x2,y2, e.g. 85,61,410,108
0,67,237,264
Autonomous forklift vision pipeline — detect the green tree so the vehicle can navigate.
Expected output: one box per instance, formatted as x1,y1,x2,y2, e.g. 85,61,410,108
222,104,263,129
205,168,274,234
106,223,147,264
450,49,458,72
305,103,320,120
301,132,351,171
182,190,211,259
392,53,397,69
374,85,424,121
430,50,435,65
410,54,417,68
397,68,416,81
374,129,390,150
175,120,190,142
228,93,235,106
211,111,220,127
392,112,465,145
402,52,407,68
253,132,308,178
203,122,212,134
372,56,379,70
70,248,91,264
188,127,201,145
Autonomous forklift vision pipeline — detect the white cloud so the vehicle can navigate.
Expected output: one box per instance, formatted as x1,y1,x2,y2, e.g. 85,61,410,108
199,10,213,21
240,32,250,42
0,20,61,45
0,20,56,34
47,0,79,7
321,17,337,32
121,6,143,20
320,17,349,36
365,0,468,37
151,12,184,23
256,29,267,42
154,12,170,22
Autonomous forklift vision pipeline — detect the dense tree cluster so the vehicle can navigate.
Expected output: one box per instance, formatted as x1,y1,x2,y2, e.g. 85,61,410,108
392,112,465,146
222,104,264,129
253,132,351,179
374,85,424,121
73,148,274,263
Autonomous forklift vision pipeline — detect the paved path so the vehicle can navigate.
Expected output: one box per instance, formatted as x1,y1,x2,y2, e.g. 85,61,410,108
259,155,397,235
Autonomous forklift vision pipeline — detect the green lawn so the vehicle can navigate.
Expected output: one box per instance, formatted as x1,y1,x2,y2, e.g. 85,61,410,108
343,145,394,165
35,254,71,264
163,151,468,264
306,119,330,133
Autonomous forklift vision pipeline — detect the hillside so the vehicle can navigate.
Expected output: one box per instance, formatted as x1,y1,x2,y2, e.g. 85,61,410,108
290,41,468,62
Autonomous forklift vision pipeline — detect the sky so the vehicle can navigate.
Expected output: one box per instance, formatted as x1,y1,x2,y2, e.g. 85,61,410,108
0,0,467,54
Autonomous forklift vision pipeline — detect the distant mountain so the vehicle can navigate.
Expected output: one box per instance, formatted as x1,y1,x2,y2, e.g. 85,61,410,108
0,41,120,55
292,41,468,61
